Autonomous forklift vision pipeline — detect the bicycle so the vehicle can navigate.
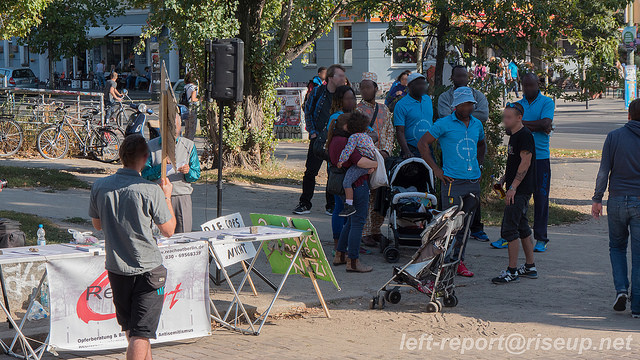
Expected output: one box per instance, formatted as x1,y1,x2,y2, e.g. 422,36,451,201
106,89,134,130
36,107,121,162
0,114,23,156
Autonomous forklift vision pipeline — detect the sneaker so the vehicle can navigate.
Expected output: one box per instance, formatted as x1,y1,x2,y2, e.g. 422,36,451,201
456,261,474,277
339,204,356,217
471,231,490,242
613,293,628,312
492,270,520,284
491,238,508,249
517,265,538,279
292,203,311,215
325,207,333,216
632,313,640,318
534,240,548,252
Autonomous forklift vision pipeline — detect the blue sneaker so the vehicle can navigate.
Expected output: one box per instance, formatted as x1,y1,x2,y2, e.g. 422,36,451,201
534,240,548,252
471,231,490,242
491,238,508,249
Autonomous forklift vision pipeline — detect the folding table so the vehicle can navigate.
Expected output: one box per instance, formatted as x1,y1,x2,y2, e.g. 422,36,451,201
176,226,310,335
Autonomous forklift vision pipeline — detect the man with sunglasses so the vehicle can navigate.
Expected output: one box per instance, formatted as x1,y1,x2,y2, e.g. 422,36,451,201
492,102,538,284
491,73,554,252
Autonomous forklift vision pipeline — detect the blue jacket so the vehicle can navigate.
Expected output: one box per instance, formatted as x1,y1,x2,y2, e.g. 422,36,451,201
304,84,332,136
593,120,640,202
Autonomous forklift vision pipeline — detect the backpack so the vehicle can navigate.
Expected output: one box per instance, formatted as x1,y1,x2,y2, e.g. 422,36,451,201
0,218,25,248
180,84,192,106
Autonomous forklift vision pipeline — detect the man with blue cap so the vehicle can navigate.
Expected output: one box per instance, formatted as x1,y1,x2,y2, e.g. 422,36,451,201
393,72,433,158
418,86,486,277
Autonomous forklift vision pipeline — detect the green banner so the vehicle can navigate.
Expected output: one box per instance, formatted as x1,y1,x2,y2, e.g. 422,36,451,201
250,214,340,290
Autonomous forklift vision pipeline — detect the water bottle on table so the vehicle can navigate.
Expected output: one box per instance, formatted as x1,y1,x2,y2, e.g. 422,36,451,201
37,224,46,246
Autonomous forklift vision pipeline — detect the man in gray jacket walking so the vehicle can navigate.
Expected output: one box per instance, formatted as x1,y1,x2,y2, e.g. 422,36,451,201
143,113,201,233
592,98,640,318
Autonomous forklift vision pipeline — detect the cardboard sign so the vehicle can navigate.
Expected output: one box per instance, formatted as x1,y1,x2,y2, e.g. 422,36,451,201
201,213,257,269
249,214,340,290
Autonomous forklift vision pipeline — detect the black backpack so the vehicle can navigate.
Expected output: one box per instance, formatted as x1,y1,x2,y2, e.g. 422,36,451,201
179,84,191,106
0,218,25,248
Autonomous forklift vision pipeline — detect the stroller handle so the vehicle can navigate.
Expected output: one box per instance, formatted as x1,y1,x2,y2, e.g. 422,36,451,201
391,192,438,206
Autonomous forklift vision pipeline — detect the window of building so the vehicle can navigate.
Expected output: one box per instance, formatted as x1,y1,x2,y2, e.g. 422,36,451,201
336,25,352,65
303,42,317,66
392,27,419,65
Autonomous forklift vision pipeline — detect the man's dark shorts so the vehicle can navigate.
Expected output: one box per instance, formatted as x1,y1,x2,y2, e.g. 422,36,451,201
500,194,533,242
108,268,166,339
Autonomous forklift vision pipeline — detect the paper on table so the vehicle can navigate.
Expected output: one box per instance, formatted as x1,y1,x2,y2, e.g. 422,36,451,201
166,164,176,176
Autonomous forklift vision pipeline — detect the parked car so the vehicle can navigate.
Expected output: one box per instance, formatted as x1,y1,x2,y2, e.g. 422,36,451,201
0,68,38,88
173,79,185,100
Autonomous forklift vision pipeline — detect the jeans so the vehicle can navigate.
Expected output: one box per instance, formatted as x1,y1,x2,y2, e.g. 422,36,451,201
607,196,640,313
337,181,370,259
104,101,115,122
135,77,149,90
470,202,484,233
533,159,551,242
299,138,334,210
95,72,105,88
332,195,346,240
126,75,136,90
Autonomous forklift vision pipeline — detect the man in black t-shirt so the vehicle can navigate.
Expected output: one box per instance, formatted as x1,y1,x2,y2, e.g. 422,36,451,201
492,102,538,285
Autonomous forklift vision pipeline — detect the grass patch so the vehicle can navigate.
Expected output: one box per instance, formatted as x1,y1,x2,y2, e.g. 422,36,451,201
278,138,310,144
199,160,304,186
482,197,588,227
0,165,89,190
550,148,601,159
0,210,70,245
63,217,89,225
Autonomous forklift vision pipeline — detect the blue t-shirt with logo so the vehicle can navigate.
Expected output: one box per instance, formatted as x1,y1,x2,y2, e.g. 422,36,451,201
518,91,555,160
393,94,433,148
429,113,485,180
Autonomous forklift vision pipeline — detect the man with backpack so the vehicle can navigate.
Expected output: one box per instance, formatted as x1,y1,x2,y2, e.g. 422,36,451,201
293,64,346,215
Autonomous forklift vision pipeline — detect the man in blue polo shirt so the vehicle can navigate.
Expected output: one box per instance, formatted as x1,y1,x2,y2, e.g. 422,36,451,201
418,87,486,277
394,73,433,158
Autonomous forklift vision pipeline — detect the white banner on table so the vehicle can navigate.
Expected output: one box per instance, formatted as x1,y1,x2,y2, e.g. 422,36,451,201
200,213,257,269
46,241,210,351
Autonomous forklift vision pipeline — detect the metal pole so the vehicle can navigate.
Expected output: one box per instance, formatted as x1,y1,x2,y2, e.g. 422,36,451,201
217,100,224,217
629,3,635,66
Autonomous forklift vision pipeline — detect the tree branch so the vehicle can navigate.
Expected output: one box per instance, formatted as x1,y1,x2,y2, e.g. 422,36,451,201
277,0,293,54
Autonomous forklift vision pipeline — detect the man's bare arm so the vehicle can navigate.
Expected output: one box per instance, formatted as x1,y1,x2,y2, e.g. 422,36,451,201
523,118,552,134
477,139,486,166
395,126,412,157
92,218,102,231
509,150,533,190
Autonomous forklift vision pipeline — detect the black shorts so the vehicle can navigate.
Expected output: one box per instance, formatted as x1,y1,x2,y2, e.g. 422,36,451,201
500,194,533,242
108,267,166,339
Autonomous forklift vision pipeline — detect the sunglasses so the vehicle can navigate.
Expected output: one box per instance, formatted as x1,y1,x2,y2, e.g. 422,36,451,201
506,102,523,115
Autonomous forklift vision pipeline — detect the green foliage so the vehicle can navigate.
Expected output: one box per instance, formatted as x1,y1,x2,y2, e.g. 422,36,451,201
0,0,51,40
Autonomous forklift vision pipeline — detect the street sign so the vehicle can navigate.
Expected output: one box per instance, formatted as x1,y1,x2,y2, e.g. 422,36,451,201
623,26,637,49
625,65,637,109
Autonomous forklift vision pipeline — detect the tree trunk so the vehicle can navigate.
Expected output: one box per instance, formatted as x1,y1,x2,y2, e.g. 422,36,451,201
434,11,450,88
48,44,55,89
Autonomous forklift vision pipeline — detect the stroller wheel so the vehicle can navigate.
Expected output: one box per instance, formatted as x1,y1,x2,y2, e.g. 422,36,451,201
426,301,440,313
383,246,400,263
369,297,378,310
443,295,458,307
388,290,402,304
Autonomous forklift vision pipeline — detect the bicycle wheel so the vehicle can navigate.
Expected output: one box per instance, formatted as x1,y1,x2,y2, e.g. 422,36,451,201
37,126,69,159
90,128,121,163
0,118,23,156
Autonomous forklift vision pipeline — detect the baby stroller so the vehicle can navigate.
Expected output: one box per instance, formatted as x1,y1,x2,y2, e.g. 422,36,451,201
371,194,478,313
379,157,437,263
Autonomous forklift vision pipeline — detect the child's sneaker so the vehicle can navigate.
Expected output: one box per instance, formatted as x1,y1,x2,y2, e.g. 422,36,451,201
491,270,520,284
339,204,356,217
517,264,538,279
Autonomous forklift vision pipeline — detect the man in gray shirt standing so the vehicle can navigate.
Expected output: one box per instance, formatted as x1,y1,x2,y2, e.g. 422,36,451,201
592,99,640,319
90,135,176,360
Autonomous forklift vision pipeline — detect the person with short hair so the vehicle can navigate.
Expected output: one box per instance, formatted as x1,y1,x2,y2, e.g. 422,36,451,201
89,135,176,360
592,98,640,318
143,113,201,233
492,102,538,284
293,64,347,215
385,70,411,111
183,72,199,140
104,72,124,123
135,66,151,90
418,86,486,277
438,65,490,242
126,65,139,90
314,67,327,86
394,73,433,158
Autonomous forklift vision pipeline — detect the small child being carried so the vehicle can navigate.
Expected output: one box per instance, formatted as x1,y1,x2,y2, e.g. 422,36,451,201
337,111,378,217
